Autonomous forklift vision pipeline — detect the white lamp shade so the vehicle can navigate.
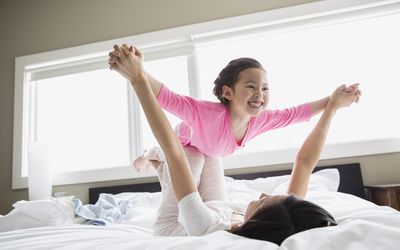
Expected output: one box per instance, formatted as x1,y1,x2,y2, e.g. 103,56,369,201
28,142,52,200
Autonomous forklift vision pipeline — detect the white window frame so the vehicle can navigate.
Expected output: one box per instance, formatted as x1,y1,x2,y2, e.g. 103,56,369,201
13,0,400,189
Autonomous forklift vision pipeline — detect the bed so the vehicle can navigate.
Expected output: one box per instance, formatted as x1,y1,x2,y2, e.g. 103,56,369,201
1,163,399,250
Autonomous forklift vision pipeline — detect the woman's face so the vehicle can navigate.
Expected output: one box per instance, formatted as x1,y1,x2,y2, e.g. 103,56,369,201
244,193,288,222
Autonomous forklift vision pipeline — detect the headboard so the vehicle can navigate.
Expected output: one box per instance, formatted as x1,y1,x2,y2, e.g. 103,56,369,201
89,163,365,204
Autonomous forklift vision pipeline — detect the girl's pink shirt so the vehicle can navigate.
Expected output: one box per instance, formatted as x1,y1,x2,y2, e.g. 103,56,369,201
156,84,312,157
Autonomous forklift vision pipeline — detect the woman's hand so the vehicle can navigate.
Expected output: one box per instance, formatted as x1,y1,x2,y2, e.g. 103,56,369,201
328,83,362,110
108,44,145,84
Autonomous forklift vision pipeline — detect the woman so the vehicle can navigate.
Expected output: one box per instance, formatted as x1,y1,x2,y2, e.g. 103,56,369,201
109,46,361,245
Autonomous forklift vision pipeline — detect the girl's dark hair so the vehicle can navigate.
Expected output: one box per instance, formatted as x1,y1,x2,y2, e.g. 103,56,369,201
230,195,337,245
213,58,265,106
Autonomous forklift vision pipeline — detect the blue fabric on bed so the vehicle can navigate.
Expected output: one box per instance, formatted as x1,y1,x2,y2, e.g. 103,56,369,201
72,193,130,225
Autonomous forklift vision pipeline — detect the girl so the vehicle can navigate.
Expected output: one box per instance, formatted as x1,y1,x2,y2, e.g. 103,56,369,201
108,44,357,158
109,46,361,245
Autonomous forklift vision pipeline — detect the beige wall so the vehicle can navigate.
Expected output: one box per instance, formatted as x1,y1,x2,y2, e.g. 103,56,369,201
1,0,399,215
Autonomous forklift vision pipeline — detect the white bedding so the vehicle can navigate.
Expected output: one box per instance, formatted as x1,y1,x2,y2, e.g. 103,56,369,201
1,169,399,250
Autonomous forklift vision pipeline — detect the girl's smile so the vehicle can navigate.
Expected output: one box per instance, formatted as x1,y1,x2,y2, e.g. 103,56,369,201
224,68,269,117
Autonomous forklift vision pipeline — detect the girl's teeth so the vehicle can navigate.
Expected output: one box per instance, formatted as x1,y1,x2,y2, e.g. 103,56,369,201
249,102,262,108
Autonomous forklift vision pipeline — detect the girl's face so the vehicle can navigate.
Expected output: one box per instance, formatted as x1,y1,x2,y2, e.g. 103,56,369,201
223,68,269,117
244,193,287,222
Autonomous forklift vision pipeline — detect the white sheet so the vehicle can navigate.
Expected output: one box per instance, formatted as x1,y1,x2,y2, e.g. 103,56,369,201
1,191,399,250
0,169,339,233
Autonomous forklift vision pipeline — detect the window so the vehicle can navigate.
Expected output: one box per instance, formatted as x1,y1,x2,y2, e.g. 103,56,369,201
13,0,400,188
197,11,400,157
28,69,130,176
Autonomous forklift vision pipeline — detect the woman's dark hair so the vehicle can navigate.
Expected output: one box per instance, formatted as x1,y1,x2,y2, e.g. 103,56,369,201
230,195,337,245
213,58,265,106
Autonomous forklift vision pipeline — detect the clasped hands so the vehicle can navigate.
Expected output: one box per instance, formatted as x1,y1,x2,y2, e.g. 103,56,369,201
108,44,144,83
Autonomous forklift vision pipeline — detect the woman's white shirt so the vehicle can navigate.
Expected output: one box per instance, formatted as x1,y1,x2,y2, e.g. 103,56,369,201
178,192,237,235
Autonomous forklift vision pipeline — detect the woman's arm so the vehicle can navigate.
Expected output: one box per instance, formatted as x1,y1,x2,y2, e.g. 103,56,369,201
287,84,361,198
109,46,196,201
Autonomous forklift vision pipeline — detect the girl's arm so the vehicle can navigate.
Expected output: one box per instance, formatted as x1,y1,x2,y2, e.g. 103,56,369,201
309,96,330,116
110,44,198,125
287,84,361,198
308,83,361,116
110,46,197,201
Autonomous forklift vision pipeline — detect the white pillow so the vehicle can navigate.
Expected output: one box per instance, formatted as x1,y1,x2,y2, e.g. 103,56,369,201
225,169,340,208
270,168,340,195
115,192,161,206
0,197,74,232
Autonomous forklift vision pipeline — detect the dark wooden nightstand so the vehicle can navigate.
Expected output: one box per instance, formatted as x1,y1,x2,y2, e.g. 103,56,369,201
365,184,400,211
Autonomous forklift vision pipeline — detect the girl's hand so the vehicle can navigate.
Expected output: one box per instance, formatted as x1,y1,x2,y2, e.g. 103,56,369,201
344,83,362,103
108,44,145,84
328,83,362,110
